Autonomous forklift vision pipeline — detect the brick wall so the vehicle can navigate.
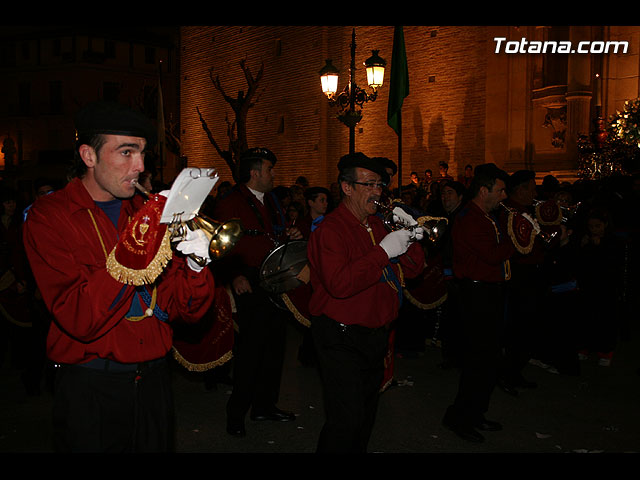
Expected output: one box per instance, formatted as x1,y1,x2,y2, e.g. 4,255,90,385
180,25,490,191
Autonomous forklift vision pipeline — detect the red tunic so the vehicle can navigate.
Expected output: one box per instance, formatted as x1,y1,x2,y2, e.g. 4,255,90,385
22,178,215,365
453,201,514,283
213,184,286,281
308,202,425,329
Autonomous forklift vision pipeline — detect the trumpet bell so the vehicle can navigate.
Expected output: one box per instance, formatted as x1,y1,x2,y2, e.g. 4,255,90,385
184,215,244,261
420,218,448,244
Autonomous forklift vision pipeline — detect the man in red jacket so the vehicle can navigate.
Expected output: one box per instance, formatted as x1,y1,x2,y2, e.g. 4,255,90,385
23,101,215,452
442,163,514,444
307,152,425,453
214,147,302,437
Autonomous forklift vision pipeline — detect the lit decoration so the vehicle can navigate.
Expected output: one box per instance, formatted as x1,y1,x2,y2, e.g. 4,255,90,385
576,99,640,179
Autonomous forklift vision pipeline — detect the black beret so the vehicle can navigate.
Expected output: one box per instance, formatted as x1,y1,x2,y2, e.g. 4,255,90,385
239,147,278,165
371,157,397,176
75,101,157,146
508,169,536,191
338,152,390,185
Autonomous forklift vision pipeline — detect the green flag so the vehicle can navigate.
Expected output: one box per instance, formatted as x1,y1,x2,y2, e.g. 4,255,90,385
387,26,409,135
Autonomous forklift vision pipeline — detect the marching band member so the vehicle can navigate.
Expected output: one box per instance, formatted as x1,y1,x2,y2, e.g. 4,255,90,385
307,152,425,453
497,170,562,395
213,147,301,437
442,163,514,444
23,101,215,452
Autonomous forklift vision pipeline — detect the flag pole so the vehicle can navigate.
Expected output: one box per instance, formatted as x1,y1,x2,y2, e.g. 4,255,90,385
387,26,409,199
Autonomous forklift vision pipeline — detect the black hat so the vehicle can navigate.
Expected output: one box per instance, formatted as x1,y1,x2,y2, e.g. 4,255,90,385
371,157,397,176
508,169,536,192
338,152,390,185
75,101,157,146
239,147,278,165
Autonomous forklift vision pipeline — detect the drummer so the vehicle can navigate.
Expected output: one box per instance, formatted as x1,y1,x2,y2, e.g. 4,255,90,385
307,152,425,452
213,147,302,437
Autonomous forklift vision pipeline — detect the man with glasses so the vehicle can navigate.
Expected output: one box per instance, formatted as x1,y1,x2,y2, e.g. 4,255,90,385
307,152,425,453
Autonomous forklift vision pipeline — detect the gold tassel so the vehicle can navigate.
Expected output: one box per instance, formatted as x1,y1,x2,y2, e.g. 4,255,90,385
106,230,173,286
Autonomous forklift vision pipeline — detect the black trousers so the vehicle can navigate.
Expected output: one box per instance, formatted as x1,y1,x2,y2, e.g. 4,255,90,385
227,287,288,421
311,315,389,453
446,280,505,426
52,358,173,453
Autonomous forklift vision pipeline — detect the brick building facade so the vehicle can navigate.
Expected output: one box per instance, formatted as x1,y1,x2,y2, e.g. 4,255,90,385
179,25,640,191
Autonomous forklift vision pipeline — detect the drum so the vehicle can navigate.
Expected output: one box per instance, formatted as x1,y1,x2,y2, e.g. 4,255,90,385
259,240,308,294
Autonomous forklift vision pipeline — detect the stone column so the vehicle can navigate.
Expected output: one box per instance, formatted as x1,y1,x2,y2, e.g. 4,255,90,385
565,26,593,168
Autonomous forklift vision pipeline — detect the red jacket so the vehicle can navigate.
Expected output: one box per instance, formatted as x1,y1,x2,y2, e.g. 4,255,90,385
453,200,514,283
308,202,425,328
22,178,214,365
213,184,287,283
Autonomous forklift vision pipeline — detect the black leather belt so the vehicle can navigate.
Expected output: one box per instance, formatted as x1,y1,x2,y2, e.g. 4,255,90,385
460,278,505,286
77,356,166,373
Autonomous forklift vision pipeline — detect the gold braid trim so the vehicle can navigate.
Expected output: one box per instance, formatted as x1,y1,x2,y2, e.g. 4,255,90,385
404,289,448,310
280,292,311,328
171,298,235,372
416,215,448,226
506,211,535,255
171,347,233,372
106,230,173,286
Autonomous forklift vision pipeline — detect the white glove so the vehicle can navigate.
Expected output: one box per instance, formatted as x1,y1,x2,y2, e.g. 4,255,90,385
392,206,417,228
379,229,413,259
410,226,424,242
175,228,211,272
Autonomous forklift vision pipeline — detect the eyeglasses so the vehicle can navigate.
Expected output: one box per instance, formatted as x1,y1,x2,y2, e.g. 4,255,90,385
352,181,386,190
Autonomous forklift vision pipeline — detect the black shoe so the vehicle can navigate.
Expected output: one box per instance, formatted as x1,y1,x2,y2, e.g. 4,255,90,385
443,420,485,443
226,418,246,437
497,378,519,397
475,418,503,432
443,412,485,443
250,407,296,422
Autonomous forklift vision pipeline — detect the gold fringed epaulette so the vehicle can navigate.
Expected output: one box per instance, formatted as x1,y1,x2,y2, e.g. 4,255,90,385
106,229,173,285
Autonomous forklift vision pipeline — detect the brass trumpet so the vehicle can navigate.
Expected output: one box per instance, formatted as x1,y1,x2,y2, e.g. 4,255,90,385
134,181,243,266
374,199,448,244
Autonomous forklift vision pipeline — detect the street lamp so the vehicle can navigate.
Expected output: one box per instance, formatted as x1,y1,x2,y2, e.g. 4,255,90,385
319,28,386,153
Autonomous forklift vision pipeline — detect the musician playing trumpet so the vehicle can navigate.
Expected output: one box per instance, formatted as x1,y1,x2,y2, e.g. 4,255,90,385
496,170,563,396
22,101,215,452
307,152,425,453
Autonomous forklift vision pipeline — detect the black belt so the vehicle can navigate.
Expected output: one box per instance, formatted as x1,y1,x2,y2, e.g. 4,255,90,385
76,356,166,373
460,278,505,286
313,314,389,334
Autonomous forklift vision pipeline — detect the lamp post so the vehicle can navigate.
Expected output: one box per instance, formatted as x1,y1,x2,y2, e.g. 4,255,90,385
319,28,386,154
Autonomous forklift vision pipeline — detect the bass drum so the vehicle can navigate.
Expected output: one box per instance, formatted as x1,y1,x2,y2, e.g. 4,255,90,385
259,240,308,294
